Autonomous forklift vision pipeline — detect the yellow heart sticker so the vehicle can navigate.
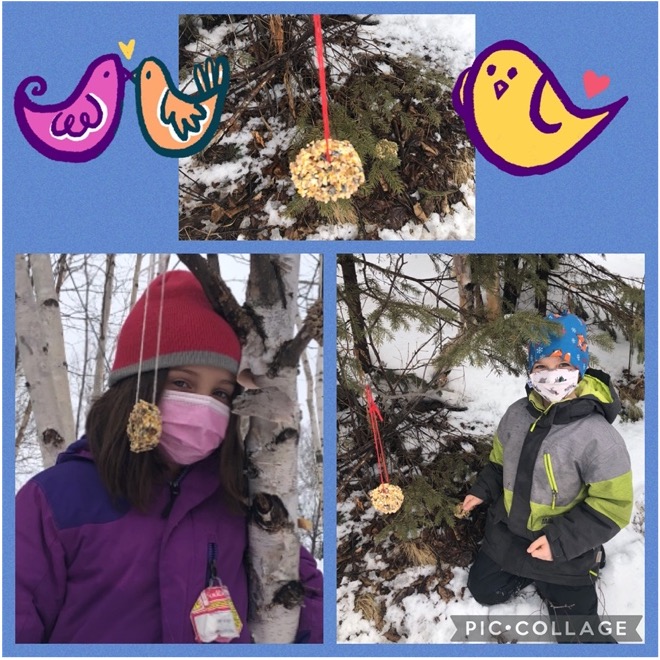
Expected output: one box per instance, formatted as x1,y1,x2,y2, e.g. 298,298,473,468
118,39,135,61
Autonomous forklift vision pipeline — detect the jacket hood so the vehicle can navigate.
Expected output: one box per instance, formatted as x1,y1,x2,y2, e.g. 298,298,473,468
526,368,622,424
56,437,94,464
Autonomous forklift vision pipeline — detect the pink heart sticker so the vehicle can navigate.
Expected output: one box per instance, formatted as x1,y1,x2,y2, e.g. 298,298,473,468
583,70,611,99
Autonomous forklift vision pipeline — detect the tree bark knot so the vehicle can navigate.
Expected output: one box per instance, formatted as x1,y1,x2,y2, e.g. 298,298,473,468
274,428,299,445
267,297,323,377
272,581,305,609
42,428,66,447
251,493,293,532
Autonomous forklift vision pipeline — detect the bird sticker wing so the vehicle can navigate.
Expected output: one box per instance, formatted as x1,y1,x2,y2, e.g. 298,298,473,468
193,57,226,95
159,90,208,142
530,75,563,134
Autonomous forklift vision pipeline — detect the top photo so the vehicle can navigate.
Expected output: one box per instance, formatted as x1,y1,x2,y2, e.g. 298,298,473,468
177,14,476,241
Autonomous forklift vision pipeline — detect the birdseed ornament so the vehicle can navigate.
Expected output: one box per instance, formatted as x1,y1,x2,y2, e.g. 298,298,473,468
126,269,168,454
374,139,399,162
127,399,162,452
364,384,404,514
290,139,365,203
290,15,364,203
453,502,471,520
369,483,405,515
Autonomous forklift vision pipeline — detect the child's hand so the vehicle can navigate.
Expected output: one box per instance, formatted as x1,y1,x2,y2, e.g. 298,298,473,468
527,535,553,561
462,494,484,512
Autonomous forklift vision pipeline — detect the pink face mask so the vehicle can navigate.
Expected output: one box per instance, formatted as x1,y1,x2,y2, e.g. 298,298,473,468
158,390,231,465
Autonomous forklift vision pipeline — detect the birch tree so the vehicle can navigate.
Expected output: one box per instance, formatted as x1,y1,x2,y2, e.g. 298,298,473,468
15,254,75,468
92,254,115,399
179,253,322,643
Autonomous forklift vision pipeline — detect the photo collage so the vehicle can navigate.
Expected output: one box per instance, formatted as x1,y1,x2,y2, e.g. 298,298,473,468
3,1,657,657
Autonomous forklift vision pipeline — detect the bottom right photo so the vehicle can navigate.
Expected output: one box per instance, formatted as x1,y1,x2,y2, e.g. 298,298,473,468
336,253,645,644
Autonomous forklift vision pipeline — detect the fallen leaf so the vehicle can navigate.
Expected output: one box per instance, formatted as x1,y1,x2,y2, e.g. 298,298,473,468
297,517,313,531
251,131,266,148
421,142,439,156
413,202,428,221
211,204,223,223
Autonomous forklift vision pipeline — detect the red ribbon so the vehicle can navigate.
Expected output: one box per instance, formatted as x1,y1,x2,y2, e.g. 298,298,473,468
313,15,332,162
365,385,389,484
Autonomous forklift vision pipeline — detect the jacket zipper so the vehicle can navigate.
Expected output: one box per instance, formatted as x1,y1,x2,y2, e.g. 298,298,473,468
161,466,192,518
543,452,559,510
206,541,218,587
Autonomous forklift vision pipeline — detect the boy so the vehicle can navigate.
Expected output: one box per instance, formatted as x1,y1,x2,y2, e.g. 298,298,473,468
463,311,633,643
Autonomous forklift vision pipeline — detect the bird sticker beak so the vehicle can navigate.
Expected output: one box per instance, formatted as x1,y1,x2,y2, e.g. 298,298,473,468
494,79,509,100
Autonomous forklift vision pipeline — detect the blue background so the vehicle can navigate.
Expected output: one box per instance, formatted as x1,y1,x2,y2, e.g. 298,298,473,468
3,1,657,657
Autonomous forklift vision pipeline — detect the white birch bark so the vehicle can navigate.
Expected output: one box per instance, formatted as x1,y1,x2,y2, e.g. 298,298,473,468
157,253,170,276
15,254,75,468
92,254,115,399
130,254,143,309
313,342,324,508
314,342,324,447
74,256,91,437
233,254,302,643
298,315,321,449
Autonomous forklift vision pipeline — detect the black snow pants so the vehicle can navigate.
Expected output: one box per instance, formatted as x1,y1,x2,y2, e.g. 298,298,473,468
467,550,616,643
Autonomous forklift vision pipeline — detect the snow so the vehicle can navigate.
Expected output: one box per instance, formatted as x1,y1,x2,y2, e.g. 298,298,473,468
338,366,646,644
379,186,475,241
180,15,476,240
337,254,646,644
364,15,475,80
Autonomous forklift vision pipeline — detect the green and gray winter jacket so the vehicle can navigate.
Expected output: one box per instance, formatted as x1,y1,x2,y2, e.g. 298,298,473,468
469,369,633,586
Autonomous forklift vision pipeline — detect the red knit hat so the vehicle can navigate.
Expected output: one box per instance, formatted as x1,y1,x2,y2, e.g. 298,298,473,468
109,270,241,386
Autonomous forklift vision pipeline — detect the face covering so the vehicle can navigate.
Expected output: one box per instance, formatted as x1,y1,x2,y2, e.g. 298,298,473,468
158,390,230,465
529,369,580,404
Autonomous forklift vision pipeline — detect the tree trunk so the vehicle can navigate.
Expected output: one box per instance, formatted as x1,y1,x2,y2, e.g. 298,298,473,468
93,254,115,399
130,254,143,309
236,255,303,643
534,255,561,316
483,259,502,321
338,254,373,375
502,255,521,314
453,254,474,327
15,254,75,467
179,253,322,643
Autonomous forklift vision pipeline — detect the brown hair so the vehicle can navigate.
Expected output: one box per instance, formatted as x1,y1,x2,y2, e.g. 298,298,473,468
85,370,247,513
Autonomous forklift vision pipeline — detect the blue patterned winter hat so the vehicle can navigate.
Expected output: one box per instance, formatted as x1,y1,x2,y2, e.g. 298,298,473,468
527,312,590,377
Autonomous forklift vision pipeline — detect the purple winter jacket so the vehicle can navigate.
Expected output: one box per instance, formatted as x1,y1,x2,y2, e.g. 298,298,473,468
15,439,323,644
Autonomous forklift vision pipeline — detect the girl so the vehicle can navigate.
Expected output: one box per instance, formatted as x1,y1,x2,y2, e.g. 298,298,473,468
16,269,323,644
462,311,633,643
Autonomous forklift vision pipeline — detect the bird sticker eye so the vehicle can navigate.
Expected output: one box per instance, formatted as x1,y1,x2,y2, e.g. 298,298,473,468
487,64,496,76
103,70,110,79
145,70,152,80
507,67,518,80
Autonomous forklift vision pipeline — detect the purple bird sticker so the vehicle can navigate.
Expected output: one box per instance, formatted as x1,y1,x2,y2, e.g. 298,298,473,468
452,40,628,176
14,54,132,163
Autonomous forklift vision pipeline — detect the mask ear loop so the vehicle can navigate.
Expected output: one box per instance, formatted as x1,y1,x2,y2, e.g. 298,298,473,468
127,272,167,453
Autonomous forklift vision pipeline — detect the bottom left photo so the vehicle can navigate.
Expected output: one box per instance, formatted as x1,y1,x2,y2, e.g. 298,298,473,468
13,253,324,645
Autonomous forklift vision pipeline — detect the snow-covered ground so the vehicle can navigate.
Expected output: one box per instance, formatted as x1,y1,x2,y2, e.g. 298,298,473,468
337,365,646,643
337,253,646,644
180,15,476,240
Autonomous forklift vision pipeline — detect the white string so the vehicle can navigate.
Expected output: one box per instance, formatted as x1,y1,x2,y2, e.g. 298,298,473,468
135,275,150,404
152,271,167,404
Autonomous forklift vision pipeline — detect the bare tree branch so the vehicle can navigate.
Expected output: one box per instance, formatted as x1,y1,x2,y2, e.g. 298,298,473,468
177,253,255,343
268,297,322,376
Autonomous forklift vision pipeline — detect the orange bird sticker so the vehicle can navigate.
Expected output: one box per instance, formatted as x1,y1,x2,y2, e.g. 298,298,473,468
132,55,230,158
